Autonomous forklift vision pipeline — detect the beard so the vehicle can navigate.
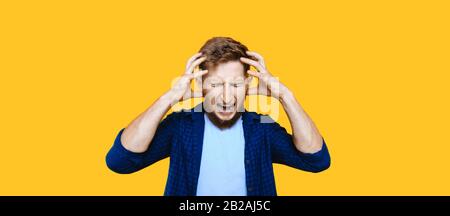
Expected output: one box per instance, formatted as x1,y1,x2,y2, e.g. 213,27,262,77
205,111,242,129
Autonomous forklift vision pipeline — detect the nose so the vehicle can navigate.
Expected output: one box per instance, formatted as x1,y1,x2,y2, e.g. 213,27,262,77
221,84,235,105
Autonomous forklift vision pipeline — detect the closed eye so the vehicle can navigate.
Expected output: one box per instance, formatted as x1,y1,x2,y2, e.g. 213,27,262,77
231,83,244,87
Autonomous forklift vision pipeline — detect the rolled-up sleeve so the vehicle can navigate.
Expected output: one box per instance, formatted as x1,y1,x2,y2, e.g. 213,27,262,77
267,121,331,173
105,112,177,174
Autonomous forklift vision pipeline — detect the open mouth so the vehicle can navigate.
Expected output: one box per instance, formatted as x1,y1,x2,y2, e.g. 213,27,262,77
217,103,235,113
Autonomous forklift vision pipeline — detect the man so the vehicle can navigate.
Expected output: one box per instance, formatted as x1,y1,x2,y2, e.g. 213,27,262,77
106,37,331,196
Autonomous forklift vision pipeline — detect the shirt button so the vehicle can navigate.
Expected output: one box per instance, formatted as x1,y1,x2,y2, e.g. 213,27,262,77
248,187,253,192
246,160,250,164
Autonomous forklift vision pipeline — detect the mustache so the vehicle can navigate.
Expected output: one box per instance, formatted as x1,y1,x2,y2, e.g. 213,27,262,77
217,103,235,107
202,98,245,113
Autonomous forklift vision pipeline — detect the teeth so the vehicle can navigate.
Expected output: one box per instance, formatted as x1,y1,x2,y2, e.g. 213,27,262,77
218,104,234,112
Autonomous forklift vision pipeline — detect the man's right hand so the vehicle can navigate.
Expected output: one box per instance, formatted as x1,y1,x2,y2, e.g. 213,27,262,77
166,53,208,105
119,53,208,153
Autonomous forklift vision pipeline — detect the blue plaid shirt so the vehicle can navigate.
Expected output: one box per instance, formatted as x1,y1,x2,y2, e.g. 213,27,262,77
106,104,331,196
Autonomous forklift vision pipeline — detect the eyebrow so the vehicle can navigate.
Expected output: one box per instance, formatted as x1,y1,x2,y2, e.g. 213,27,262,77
231,78,245,82
230,80,244,83
205,77,244,83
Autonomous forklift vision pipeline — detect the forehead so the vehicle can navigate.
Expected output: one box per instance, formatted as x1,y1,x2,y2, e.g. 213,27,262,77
205,61,245,80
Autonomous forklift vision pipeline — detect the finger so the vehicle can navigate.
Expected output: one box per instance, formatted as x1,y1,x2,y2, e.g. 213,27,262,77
246,51,266,68
246,51,264,61
240,57,265,72
246,70,261,78
185,53,203,71
248,70,272,86
245,76,253,85
186,56,206,74
189,70,208,79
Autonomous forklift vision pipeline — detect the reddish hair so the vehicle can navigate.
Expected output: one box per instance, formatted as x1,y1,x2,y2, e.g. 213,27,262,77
198,37,254,73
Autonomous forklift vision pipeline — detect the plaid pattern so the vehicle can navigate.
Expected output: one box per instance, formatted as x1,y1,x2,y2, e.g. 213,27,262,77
106,103,331,196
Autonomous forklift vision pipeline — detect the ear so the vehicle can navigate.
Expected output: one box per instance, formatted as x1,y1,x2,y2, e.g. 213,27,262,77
245,76,253,85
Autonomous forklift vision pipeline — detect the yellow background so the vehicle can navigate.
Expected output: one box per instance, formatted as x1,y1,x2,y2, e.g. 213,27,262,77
1,0,449,195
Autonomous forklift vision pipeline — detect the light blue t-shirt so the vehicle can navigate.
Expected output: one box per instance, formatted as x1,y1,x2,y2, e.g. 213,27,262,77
196,114,247,196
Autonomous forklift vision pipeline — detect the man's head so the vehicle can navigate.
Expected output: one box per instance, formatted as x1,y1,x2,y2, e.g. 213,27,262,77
198,37,254,128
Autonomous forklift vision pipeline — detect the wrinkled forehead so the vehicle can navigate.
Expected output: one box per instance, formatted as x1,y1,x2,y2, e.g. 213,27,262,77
204,61,246,81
